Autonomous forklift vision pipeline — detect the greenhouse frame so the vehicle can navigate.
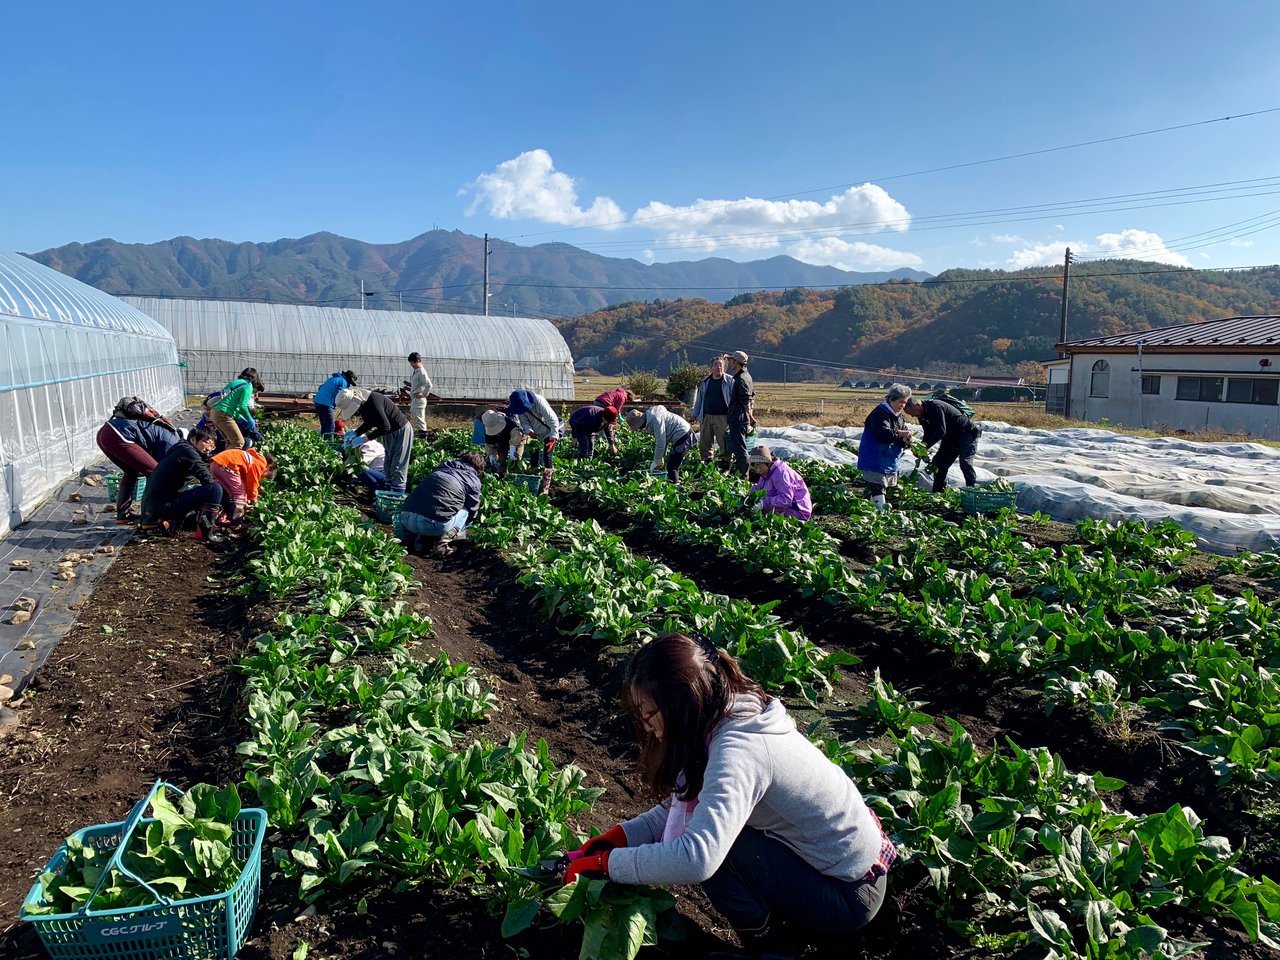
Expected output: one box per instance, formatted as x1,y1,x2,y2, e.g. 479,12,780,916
0,253,184,538
123,298,577,400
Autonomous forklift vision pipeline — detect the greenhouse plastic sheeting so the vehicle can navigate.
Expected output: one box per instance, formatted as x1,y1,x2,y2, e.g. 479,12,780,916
124,297,577,400
754,423,1280,554
0,253,184,540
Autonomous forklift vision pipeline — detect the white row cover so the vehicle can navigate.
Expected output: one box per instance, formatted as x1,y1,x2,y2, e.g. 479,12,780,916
123,297,577,400
0,253,184,539
754,422,1280,554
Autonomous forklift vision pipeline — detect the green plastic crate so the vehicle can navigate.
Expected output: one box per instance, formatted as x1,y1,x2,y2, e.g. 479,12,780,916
960,486,1018,514
104,473,147,502
20,781,266,960
374,491,408,522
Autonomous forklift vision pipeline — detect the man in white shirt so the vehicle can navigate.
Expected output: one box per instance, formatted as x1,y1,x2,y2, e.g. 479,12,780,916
407,352,433,439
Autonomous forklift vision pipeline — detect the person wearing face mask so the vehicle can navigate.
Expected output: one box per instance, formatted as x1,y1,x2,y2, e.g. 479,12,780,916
856,384,913,511
745,446,812,521
558,633,894,960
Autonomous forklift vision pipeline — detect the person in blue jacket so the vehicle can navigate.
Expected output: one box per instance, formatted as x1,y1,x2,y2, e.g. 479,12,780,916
857,384,913,511
314,370,357,436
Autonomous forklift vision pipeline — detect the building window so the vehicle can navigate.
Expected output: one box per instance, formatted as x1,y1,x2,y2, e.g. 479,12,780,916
1089,359,1110,397
1141,375,1161,395
1175,376,1224,402
1225,378,1280,405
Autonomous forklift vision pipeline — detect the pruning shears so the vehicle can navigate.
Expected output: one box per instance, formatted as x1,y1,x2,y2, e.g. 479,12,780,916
514,851,577,881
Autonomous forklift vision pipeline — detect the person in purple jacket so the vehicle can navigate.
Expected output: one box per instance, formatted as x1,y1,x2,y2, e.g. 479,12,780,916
746,446,813,521
557,633,893,959
568,403,619,458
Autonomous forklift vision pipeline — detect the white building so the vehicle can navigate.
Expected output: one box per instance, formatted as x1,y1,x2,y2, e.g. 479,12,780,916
122,297,576,400
1046,316,1280,438
0,253,184,537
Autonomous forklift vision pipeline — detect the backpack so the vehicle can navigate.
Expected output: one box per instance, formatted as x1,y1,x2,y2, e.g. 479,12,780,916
932,390,975,417
113,396,177,434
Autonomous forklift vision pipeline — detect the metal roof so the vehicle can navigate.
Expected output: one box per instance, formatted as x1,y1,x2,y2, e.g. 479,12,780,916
0,252,176,340
1057,316,1280,353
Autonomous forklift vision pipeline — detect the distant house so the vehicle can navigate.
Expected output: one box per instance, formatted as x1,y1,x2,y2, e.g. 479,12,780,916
1044,316,1280,437
574,355,601,372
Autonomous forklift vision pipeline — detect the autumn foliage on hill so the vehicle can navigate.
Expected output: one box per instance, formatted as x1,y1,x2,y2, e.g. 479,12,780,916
557,262,1280,380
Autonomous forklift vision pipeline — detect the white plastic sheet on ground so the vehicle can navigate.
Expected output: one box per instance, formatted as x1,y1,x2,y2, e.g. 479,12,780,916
754,423,1280,554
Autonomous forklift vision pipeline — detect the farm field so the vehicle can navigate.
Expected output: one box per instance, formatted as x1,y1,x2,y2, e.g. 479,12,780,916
2,422,1278,960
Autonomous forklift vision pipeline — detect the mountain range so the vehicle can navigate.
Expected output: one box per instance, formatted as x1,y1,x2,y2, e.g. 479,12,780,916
25,230,929,318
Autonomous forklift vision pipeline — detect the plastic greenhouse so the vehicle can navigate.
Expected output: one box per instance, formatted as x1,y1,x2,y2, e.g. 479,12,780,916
0,253,184,538
123,298,577,400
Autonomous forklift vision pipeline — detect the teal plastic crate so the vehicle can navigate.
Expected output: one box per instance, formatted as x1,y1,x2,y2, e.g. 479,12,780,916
104,473,147,502
20,780,266,960
506,473,542,494
374,491,408,522
960,486,1018,514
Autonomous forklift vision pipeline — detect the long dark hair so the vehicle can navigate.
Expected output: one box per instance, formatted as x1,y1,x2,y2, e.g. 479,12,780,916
623,633,769,801
238,367,265,393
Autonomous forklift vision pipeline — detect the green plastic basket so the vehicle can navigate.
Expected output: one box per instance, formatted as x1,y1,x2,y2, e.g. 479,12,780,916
506,473,542,494
374,491,408,522
104,474,147,502
960,486,1018,514
20,780,266,960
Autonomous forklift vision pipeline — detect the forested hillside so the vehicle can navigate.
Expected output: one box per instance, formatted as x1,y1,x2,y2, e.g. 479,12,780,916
558,262,1280,380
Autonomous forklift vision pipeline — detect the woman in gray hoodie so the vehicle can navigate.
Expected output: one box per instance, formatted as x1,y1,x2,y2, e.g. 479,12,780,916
562,633,893,959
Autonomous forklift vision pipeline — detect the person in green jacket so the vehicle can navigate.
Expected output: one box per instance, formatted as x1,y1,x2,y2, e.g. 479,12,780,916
209,368,265,450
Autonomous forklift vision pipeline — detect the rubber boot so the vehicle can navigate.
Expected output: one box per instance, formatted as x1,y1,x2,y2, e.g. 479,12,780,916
871,494,887,512
195,506,228,544
538,467,553,496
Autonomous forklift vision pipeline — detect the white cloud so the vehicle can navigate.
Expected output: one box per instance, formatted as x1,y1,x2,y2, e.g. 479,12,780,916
641,249,656,263
788,237,923,271
1008,229,1192,268
464,151,915,258
466,149,624,228
1229,238,1254,248
631,183,911,252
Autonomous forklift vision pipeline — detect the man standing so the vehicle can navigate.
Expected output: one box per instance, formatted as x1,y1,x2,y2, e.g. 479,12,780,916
904,397,982,492
691,356,733,467
725,350,756,476
407,352,433,440
857,384,913,511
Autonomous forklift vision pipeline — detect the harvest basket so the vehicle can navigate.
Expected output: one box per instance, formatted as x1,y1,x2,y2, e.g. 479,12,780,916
960,486,1018,514
104,473,146,502
321,432,344,450
506,473,542,494
20,780,266,960
374,491,408,522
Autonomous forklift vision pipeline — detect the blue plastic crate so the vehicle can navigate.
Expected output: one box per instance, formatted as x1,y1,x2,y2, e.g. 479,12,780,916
20,781,266,960
960,486,1019,514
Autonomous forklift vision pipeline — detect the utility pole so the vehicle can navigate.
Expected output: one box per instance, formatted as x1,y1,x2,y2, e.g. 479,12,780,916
1058,246,1073,355
483,233,491,316
360,278,365,311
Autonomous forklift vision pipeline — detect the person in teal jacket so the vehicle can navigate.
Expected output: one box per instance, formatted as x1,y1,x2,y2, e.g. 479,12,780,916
209,368,264,450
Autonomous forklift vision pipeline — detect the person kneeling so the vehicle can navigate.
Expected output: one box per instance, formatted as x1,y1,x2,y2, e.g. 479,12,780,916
139,427,229,543
746,446,813,521
560,634,890,957
559,633,893,959
398,451,485,556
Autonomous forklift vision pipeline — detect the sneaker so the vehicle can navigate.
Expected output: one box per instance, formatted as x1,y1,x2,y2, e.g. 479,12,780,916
116,515,138,526
432,539,457,557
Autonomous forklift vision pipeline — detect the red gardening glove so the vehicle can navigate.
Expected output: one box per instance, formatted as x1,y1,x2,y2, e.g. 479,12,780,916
573,824,628,857
563,850,609,884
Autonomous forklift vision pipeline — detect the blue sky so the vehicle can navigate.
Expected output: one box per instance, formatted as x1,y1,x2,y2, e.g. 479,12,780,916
5,0,1280,276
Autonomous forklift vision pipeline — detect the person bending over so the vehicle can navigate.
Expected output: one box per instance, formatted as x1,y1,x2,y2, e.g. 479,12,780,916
903,397,982,492
624,405,695,483
561,633,893,959
568,403,619,459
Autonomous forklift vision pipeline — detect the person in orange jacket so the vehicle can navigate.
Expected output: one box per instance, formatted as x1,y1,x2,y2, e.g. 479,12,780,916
210,446,276,521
